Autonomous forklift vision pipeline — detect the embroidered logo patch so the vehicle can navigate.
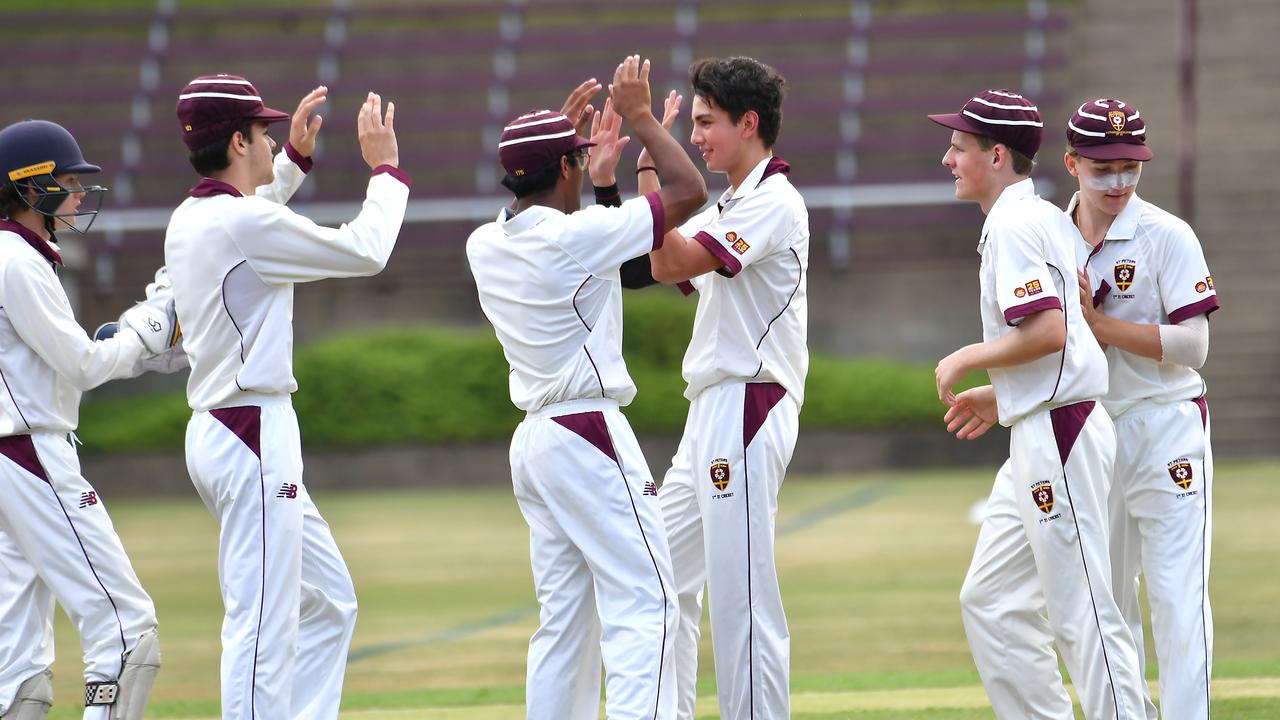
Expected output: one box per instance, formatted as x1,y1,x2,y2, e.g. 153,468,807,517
1168,461,1193,490
1108,110,1128,134
1114,261,1136,291
1032,482,1054,514
1024,279,1043,296
1205,275,1215,290
1195,281,1208,293
710,459,730,491
1014,286,1027,298
643,480,658,497
277,483,299,499
79,491,98,508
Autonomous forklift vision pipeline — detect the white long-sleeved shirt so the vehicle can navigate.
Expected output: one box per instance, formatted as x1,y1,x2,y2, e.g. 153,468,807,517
0,220,147,435
165,147,411,411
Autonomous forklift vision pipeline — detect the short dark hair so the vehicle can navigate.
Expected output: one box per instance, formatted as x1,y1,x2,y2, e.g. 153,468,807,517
976,134,1035,176
0,182,24,219
187,122,254,176
500,149,585,199
689,57,786,148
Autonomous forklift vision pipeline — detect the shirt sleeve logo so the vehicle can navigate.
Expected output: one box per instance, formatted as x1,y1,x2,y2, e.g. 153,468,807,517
1205,275,1214,290
1195,281,1208,293
1024,279,1043,296
1114,261,1136,291
1014,286,1027,298
725,231,750,255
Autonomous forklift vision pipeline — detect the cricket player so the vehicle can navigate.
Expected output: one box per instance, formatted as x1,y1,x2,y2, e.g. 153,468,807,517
1066,99,1218,719
635,56,809,720
0,120,174,720
465,56,707,720
164,75,408,720
930,89,1146,718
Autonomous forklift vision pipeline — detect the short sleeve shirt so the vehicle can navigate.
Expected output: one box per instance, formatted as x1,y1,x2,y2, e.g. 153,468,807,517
676,157,809,403
467,193,664,412
978,179,1108,426
1070,192,1219,416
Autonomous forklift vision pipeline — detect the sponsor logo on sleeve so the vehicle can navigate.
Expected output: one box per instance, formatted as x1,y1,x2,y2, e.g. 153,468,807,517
1195,281,1208,293
79,491,99,508
643,480,658,497
1114,261,1136,292
725,231,750,255
1024,279,1043,296
1205,275,1214,290
276,483,299,499
1014,286,1027,298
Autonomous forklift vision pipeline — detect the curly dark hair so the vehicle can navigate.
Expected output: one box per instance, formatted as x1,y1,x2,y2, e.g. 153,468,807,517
688,56,786,148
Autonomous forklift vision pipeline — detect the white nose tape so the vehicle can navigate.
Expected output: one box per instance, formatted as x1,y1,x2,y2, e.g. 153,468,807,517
1084,168,1141,192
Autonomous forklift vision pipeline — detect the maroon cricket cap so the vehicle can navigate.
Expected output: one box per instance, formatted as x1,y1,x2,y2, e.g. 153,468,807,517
928,89,1044,159
1067,99,1152,161
498,110,595,177
176,74,291,151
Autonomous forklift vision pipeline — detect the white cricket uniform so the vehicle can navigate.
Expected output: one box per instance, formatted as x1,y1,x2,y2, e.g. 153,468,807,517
958,179,1146,719
657,156,808,720
1073,192,1219,720
0,221,158,719
466,193,677,720
165,146,410,720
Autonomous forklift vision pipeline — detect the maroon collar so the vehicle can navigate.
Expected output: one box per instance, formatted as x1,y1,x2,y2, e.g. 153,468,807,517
758,156,791,187
0,219,62,266
189,178,244,198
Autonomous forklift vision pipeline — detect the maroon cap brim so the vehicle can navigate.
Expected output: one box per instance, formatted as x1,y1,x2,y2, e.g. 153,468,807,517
1073,142,1153,162
251,107,292,124
928,112,990,139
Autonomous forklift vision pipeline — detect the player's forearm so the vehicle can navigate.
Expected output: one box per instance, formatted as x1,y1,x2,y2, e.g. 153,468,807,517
650,230,722,283
969,309,1066,370
1089,313,1162,361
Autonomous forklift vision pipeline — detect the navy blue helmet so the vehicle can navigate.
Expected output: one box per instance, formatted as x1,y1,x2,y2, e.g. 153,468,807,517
0,120,106,234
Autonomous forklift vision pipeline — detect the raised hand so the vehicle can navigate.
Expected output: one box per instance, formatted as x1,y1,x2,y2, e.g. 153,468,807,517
560,78,602,136
637,89,683,169
608,55,654,123
289,86,328,157
587,97,631,185
357,92,399,170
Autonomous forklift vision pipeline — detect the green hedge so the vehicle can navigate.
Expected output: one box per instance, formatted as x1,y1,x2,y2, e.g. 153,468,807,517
77,293,980,453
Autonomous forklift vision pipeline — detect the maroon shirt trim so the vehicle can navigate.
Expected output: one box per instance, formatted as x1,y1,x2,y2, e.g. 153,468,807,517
757,156,791,186
644,191,665,251
189,178,244,198
372,165,412,188
283,142,314,174
1168,296,1220,325
0,219,61,266
694,230,741,277
676,281,697,296
1003,296,1062,326
1092,280,1111,309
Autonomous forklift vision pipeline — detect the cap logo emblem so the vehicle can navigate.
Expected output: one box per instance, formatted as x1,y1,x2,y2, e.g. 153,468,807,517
8,161,55,181
1108,110,1127,134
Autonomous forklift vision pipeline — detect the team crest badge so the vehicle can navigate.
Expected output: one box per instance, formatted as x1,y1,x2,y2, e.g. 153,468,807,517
1169,461,1193,490
1195,281,1208,293
1114,261,1136,291
1108,110,1128,134
710,459,731,491
1014,286,1026,298
1032,482,1054,514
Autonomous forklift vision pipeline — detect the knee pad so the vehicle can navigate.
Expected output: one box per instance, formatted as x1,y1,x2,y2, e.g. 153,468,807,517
2,670,53,720
84,630,161,720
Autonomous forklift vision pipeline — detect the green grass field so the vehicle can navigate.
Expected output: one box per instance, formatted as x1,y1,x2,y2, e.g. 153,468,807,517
43,461,1280,718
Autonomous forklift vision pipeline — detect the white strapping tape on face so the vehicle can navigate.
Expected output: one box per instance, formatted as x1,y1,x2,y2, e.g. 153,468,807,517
1083,167,1142,191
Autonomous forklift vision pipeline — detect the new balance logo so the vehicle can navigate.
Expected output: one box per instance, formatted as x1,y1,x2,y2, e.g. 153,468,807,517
643,480,658,497
276,483,298,499
78,491,98,508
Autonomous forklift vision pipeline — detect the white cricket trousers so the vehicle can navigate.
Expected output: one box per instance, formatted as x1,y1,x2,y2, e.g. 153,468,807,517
0,432,157,719
659,381,798,720
1109,398,1213,720
510,398,677,720
960,400,1146,719
186,396,357,720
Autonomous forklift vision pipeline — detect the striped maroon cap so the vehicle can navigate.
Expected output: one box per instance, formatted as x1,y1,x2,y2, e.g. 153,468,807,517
1067,99,1152,161
928,89,1043,159
498,110,594,177
176,74,290,151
